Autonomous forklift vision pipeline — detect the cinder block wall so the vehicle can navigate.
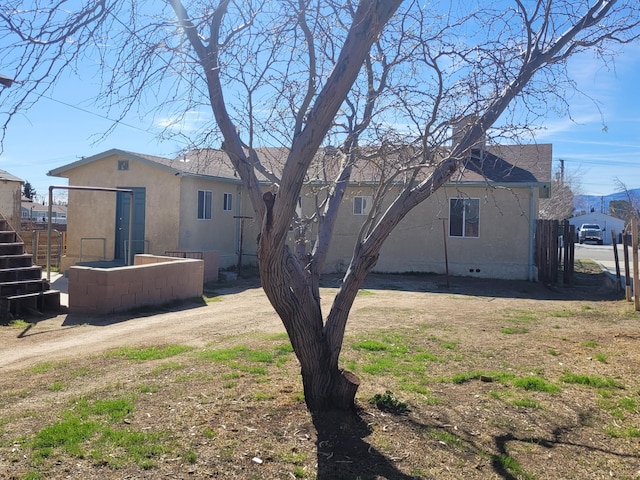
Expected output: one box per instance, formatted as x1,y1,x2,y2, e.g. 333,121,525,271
68,254,204,315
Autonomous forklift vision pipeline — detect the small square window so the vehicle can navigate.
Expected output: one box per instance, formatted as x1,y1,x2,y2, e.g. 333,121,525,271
117,160,129,171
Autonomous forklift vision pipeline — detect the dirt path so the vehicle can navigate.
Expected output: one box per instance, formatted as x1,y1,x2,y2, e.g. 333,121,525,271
0,285,284,372
0,271,621,373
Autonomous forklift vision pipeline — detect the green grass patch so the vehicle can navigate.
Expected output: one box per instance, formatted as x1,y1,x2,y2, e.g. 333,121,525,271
47,381,65,392
8,319,30,328
594,353,607,363
606,426,640,438
138,385,159,394
582,340,598,348
198,345,249,362
106,345,193,361
513,376,560,393
511,397,541,408
491,454,535,480
197,343,294,379
29,396,169,469
561,372,623,389
28,362,57,374
352,340,389,351
429,428,463,448
358,289,374,296
203,292,222,303
279,451,308,465
370,391,410,414
183,450,197,464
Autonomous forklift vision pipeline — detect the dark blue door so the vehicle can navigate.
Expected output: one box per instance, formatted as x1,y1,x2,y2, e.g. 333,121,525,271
115,187,146,262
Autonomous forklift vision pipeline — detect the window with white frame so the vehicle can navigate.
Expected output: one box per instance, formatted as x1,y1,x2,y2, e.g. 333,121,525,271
353,196,372,215
449,198,480,237
197,190,212,219
223,193,233,211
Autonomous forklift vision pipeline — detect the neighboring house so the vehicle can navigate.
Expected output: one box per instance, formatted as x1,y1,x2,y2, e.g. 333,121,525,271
48,143,551,281
0,168,23,230
568,213,626,245
21,198,68,224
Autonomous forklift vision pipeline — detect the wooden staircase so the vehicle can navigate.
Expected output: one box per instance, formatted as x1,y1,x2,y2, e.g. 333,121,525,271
0,215,61,321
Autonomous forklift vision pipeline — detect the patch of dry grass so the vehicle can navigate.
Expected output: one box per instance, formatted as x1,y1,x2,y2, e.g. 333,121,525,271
1,270,639,479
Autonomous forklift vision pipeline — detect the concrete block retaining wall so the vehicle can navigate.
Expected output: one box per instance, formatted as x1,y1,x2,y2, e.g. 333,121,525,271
68,254,204,315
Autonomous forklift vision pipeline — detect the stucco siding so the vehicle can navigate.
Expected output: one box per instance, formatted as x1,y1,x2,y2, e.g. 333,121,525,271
289,184,537,280
0,180,22,230
178,178,241,267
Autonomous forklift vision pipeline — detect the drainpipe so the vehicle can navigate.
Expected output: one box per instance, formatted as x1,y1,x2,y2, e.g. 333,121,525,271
528,186,535,281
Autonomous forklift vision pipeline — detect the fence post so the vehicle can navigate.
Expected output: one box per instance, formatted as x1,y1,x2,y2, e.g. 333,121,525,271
623,233,632,302
632,218,639,312
611,229,622,292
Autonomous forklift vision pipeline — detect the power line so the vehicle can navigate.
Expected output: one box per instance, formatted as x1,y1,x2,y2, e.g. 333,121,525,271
38,93,158,137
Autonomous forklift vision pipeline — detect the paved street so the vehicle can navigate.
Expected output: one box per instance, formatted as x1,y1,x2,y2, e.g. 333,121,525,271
574,243,636,282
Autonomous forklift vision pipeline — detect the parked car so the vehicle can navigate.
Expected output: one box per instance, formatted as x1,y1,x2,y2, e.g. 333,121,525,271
578,223,604,245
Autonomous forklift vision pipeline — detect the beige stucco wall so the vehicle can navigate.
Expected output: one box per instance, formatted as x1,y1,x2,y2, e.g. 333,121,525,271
177,180,260,270
58,153,182,271
0,180,22,230
272,183,539,280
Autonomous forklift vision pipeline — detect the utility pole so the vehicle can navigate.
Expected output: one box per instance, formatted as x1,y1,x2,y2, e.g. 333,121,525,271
559,158,565,184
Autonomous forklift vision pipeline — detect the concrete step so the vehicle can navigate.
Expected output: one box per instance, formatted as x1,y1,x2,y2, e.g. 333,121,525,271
0,290,61,320
0,279,48,296
0,266,43,282
0,254,33,269
0,231,17,242
0,242,25,256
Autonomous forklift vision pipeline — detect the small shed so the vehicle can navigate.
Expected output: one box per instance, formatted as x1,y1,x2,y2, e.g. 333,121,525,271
568,213,625,245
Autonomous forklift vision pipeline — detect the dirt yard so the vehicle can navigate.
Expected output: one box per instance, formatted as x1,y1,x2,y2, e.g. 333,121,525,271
0,267,638,479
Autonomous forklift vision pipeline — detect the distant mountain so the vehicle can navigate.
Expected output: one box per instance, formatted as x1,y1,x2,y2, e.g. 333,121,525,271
574,188,640,215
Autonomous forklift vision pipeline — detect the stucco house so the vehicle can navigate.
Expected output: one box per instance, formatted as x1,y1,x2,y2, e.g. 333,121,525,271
21,198,67,224
0,168,23,229
48,143,551,281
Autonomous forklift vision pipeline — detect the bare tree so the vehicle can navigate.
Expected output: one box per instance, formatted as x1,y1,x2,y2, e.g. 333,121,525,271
539,168,580,220
1,0,639,411
613,177,640,230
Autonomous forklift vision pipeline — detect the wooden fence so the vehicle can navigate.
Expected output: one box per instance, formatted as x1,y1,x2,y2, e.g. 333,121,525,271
535,219,574,285
20,230,67,269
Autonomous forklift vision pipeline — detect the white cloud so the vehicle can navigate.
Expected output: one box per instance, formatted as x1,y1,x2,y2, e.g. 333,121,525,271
155,109,209,133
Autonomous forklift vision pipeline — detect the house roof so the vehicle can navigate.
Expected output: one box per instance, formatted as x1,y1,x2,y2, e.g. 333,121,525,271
21,201,67,215
457,143,552,184
0,168,23,183
48,143,552,187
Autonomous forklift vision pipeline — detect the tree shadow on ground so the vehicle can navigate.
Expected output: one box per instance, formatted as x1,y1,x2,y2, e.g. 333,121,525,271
321,268,622,302
311,409,417,480
399,411,640,480
60,297,208,327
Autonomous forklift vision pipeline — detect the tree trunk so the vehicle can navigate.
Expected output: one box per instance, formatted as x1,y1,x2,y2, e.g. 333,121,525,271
259,257,361,411
299,341,361,412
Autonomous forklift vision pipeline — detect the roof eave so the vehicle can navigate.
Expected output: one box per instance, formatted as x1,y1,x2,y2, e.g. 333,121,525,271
47,149,179,178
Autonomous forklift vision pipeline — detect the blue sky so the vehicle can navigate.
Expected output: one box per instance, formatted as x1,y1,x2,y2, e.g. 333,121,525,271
0,38,638,202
